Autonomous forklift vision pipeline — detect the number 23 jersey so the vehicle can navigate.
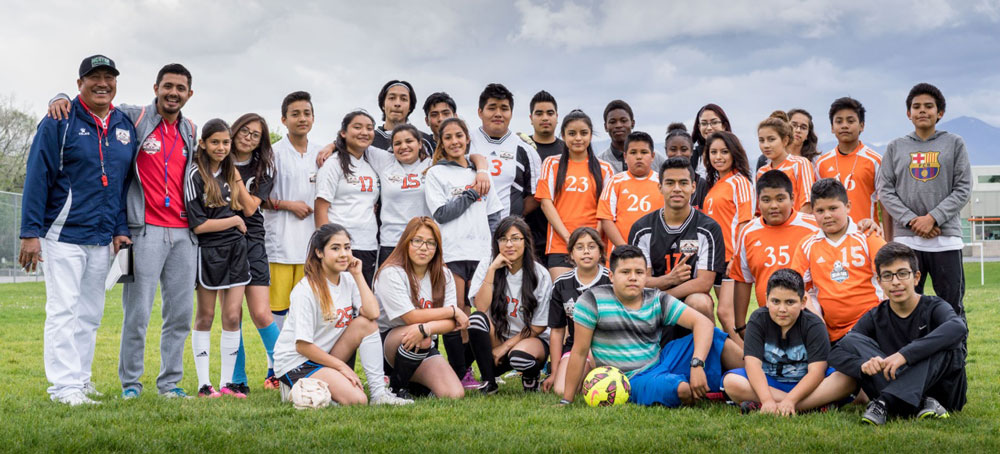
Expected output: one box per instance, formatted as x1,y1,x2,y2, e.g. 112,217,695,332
535,156,615,254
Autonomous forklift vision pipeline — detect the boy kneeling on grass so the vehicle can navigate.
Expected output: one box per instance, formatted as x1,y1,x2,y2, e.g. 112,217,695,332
723,269,855,415
559,245,744,407
829,242,967,425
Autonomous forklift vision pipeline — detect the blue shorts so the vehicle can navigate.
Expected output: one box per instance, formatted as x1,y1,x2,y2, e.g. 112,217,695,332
724,366,836,393
628,328,728,407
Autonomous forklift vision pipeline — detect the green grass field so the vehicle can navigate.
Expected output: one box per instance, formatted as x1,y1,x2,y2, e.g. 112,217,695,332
1,264,998,453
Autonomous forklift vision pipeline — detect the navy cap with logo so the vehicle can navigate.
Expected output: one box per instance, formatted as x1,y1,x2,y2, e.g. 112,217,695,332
79,55,120,79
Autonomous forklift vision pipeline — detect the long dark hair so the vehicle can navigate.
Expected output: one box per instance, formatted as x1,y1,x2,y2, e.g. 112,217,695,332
194,118,241,210
390,123,427,161
692,103,733,147
231,113,274,189
703,131,753,189
554,110,604,201
333,110,375,177
304,223,352,319
375,217,447,308
490,216,540,342
787,108,820,162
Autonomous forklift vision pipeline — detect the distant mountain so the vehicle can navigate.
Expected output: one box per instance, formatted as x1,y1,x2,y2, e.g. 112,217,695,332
818,116,999,166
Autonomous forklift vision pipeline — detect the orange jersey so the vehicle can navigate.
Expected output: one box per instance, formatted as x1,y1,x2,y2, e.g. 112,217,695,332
814,143,882,223
790,222,886,341
703,171,755,262
536,156,615,254
597,170,663,253
731,211,821,307
757,155,815,212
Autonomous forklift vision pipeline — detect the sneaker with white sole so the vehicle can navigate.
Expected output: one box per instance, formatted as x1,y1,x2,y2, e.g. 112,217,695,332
370,391,414,405
159,388,190,399
121,388,140,400
82,382,103,397
461,368,482,389
52,390,100,406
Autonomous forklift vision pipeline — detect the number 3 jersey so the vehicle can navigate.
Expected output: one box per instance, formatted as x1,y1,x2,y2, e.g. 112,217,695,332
730,211,821,308
597,170,663,255
789,221,886,341
535,156,615,254
469,128,542,218
627,208,725,281
273,274,362,377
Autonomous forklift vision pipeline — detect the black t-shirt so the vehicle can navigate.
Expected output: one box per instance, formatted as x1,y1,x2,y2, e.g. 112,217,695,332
373,125,435,157
548,266,611,349
627,208,725,281
185,164,244,247
526,136,564,256
533,137,564,160
744,307,830,383
850,295,966,364
691,174,708,210
235,159,274,242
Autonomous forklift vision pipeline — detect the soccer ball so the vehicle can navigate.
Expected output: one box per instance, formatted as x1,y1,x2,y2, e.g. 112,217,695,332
581,366,630,407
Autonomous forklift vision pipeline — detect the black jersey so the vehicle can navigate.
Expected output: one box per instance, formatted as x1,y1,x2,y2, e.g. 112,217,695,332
235,159,274,242
691,174,708,210
373,126,435,156
627,208,725,281
525,136,563,256
548,266,611,349
533,136,564,160
185,164,244,247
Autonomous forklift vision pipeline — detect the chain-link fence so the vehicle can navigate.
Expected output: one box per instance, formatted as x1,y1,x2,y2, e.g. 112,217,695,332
1,191,42,282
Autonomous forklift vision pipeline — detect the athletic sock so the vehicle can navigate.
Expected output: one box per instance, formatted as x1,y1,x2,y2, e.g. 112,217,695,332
359,331,388,397
463,340,476,371
257,321,279,371
391,345,429,392
192,330,212,388
442,331,466,377
232,331,247,385
509,350,543,386
220,330,241,388
272,310,287,331
467,313,495,384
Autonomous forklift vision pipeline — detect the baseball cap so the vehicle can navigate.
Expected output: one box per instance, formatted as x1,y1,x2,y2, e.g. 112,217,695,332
79,55,120,79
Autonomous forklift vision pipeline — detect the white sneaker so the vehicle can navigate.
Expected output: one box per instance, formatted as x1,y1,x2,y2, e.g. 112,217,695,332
82,382,103,397
52,390,100,406
370,391,414,406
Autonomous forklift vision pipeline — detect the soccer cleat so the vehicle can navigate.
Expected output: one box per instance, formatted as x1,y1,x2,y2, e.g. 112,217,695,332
862,399,888,426
263,376,280,390
220,384,247,399
391,387,415,401
370,391,414,405
159,388,190,399
739,401,761,414
917,396,950,419
198,385,221,398
461,368,482,389
478,381,499,396
82,382,103,397
521,376,539,392
52,390,100,406
121,388,140,400
232,383,250,395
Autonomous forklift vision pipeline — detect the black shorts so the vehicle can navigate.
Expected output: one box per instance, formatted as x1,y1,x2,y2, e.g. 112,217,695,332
377,246,395,269
379,327,443,368
198,241,250,290
446,260,478,282
246,239,270,286
355,249,377,287
714,261,730,286
546,253,573,269
279,360,324,388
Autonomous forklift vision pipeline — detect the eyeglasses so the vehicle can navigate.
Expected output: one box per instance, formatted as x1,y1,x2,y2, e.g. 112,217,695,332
699,119,723,128
878,270,913,282
410,238,438,250
572,244,599,253
238,128,262,141
498,236,525,245
790,122,809,132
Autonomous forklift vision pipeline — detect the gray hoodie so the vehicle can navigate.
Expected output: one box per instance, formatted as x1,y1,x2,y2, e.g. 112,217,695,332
877,130,971,239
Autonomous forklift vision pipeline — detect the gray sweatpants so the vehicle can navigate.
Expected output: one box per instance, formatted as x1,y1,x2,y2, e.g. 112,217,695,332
118,225,196,393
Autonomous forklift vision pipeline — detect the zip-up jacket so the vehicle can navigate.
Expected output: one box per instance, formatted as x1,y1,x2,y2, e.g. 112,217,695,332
20,97,137,245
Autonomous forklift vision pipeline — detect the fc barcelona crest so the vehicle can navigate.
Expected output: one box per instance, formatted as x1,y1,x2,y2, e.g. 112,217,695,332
909,151,940,182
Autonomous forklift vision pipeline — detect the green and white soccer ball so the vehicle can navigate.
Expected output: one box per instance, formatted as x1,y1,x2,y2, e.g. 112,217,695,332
581,366,630,407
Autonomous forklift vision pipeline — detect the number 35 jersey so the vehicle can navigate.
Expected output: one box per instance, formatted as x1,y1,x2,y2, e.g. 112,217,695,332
535,156,615,254
731,211,821,308
789,221,886,341
597,170,663,255
469,128,541,218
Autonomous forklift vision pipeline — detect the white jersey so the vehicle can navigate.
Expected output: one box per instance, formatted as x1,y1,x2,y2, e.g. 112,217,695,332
469,127,541,218
424,160,502,263
273,274,362,377
315,147,387,251
468,259,552,342
374,154,431,248
374,265,457,331
264,136,322,264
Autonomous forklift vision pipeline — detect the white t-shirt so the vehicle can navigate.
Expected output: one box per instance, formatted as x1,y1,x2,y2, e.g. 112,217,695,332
468,259,552,342
374,155,431,248
273,274,362,377
374,265,457,331
469,127,541,218
315,147,386,251
424,161,502,263
264,137,322,264
894,235,964,252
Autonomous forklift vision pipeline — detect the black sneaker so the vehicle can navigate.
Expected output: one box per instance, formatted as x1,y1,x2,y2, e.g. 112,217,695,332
739,401,761,414
478,381,499,396
862,399,888,426
917,396,949,419
234,383,250,395
522,376,539,392
393,387,414,401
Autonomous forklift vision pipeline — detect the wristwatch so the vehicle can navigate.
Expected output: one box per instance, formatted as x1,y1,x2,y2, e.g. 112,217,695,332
690,357,705,368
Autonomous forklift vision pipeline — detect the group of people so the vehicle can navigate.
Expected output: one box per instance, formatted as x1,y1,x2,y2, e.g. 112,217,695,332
19,55,971,425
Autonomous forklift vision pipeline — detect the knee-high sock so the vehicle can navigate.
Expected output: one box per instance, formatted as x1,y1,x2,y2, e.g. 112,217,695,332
257,322,280,372
232,331,247,385
272,310,287,331
442,331,466,377
509,349,543,380
220,330,241,387
391,345,429,392
467,313,496,384
359,331,388,397
192,330,212,388
464,340,476,371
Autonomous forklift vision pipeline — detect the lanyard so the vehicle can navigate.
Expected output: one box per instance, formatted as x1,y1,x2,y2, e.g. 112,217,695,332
159,121,180,207
79,98,112,187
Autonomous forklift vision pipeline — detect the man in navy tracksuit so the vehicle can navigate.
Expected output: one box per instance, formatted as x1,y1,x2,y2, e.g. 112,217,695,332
19,55,137,406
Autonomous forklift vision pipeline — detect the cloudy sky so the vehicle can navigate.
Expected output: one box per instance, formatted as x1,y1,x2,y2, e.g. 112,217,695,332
3,0,999,161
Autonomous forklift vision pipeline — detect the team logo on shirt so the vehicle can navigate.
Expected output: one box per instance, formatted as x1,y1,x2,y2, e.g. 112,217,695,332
830,261,849,283
679,240,699,255
499,151,515,160
116,128,131,145
141,137,162,154
386,174,404,184
909,151,940,182
563,298,577,320
78,128,90,136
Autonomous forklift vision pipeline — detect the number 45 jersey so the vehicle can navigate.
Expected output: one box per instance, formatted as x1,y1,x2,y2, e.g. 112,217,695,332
598,170,664,255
